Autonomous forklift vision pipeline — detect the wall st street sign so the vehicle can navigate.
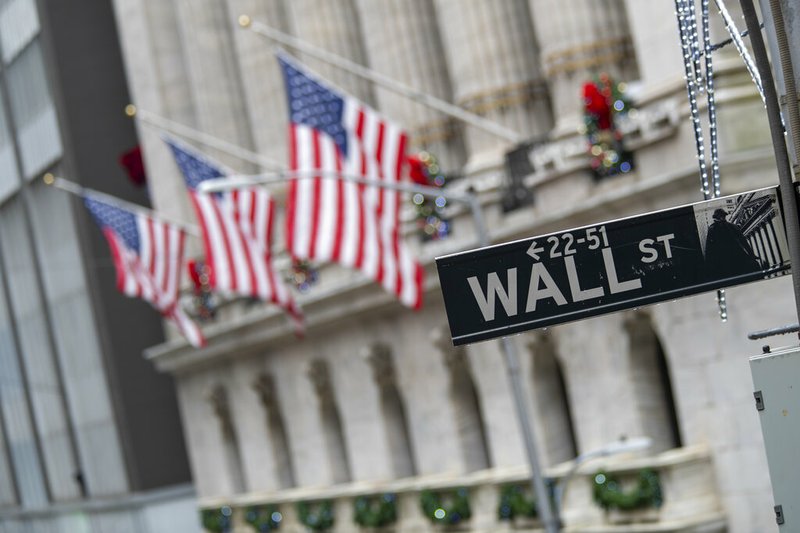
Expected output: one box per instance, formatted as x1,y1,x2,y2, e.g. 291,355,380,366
437,187,791,346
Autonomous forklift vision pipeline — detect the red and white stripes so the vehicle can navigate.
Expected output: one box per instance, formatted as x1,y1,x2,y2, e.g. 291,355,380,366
287,102,424,309
191,187,303,330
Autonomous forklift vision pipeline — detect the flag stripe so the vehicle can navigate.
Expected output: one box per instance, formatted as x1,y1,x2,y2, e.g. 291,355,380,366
165,135,304,334
85,195,205,347
279,53,424,310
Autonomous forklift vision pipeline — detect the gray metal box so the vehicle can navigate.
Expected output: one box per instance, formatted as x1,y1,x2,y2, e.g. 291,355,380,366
750,345,800,528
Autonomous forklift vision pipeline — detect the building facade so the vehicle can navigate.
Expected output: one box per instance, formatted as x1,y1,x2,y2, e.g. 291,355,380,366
113,0,789,532
0,0,197,531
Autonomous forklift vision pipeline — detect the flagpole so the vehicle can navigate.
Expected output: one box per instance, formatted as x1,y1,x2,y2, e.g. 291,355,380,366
43,174,201,237
125,105,284,172
238,16,523,145
200,171,562,531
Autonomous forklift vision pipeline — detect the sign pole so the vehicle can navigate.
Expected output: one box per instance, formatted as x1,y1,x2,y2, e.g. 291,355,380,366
740,0,800,334
500,336,561,532
466,198,561,533
204,173,562,531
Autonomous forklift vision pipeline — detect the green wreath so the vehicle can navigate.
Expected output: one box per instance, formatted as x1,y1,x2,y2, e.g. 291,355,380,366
497,484,537,520
296,499,334,531
420,488,471,526
353,493,398,528
593,468,663,511
201,506,232,533
244,504,282,531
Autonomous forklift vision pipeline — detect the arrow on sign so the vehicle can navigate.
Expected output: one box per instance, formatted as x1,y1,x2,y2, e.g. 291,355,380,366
526,240,544,260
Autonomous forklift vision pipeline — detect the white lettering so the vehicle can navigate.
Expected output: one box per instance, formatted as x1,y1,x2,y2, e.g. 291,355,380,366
602,248,643,294
639,238,657,263
564,256,604,301
525,263,567,312
467,269,518,321
656,234,676,258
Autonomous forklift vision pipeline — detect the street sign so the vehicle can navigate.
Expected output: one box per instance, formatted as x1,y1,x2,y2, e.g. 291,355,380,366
437,187,791,346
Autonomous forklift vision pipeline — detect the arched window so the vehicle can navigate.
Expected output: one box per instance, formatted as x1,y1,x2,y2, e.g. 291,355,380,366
252,373,296,488
308,359,352,484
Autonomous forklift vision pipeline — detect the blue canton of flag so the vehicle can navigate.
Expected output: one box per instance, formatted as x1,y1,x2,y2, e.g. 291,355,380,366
81,193,205,347
84,197,141,252
164,135,305,333
278,55,348,158
277,51,425,310
165,137,226,190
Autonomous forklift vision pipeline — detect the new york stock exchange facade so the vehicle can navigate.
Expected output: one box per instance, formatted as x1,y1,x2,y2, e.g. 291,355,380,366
115,0,788,531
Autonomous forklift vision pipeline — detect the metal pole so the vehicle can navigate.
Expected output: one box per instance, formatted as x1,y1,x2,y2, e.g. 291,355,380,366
762,0,800,165
43,174,201,236
465,196,560,532
198,170,475,204
127,105,284,172
500,336,560,532
239,16,523,144
207,171,559,529
739,0,800,334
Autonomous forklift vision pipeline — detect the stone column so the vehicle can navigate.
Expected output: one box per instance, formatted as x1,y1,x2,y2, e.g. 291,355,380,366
363,342,417,478
553,313,655,453
283,0,374,104
434,0,552,162
307,359,352,484
252,373,296,489
526,332,577,466
174,0,255,168
354,0,466,171
430,325,491,472
225,0,290,166
529,0,639,132
207,384,246,493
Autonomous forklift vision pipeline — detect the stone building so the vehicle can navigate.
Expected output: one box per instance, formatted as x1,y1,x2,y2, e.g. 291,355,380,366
0,0,196,531
112,0,789,531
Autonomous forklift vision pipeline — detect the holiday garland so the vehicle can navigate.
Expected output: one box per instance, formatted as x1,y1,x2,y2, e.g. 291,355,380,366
200,506,232,533
497,484,537,521
582,74,635,180
420,488,471,526
286,259,319,293
188,259,216,320
407,152,451,242
592,469,663,511
296,499,334,531
353,493,398,528
244,504,282,531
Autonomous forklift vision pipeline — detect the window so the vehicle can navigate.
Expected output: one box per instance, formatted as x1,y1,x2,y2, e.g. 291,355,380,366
6,40,61,178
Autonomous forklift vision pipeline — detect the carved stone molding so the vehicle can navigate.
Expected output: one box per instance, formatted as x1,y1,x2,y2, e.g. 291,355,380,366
206,384,235,439
362,342,396,389
430,324,468,373
307,359,333,401
252,373,278,411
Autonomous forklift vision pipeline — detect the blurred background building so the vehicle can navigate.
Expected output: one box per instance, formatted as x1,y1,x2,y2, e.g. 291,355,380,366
0,0,195,531
0,0,791,531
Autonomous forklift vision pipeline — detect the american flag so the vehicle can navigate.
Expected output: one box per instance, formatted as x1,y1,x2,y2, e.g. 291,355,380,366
165,137,304,331
83,195,205,347
278,53,424,309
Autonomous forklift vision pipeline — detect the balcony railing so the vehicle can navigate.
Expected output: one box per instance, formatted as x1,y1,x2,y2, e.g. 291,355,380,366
199,444,725,532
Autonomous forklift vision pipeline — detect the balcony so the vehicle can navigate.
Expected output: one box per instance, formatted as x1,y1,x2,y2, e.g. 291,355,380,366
199,444,725,532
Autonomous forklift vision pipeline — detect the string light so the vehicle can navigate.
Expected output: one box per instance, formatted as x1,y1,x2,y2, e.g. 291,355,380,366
675,0,727,321
702,0,727,321
712,0,764,103
675,0,711,199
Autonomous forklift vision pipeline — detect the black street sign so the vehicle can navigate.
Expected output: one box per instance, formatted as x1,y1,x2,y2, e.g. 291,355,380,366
437,187,791,346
